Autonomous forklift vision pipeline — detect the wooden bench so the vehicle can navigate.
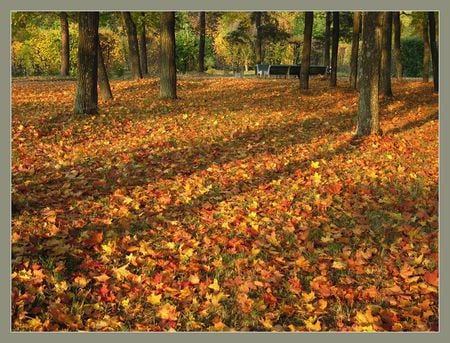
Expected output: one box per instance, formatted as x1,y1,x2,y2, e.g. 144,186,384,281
256,64,270,77
256,64,327,78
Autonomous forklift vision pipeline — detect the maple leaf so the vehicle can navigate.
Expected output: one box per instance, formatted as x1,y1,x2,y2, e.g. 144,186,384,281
310,161,320,169
147,293,162,305
424,269,438,287
157,303,179,321
208,278,220,292
304,317,321,331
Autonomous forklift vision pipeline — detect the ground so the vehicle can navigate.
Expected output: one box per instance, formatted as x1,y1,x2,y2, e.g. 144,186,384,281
11,77,438,331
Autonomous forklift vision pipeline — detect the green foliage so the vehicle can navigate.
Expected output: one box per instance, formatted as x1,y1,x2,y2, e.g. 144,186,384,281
12,24,78,76
400,37,424,77
175,16,198,73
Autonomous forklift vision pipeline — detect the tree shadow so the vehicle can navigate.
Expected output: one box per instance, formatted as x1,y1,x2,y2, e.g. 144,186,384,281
385,111,438,135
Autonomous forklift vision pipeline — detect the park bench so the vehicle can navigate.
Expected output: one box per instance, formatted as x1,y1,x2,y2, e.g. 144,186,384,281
256,64,327,78
256,64,270,77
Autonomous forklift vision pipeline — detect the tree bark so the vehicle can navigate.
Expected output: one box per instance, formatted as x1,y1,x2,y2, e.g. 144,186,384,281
349,12,361,89
138,12,148,75
74,12,99,115
160,12,177,99
255,12,262,66
59,12,70,76
428,12,438,92
422,15,430,82
380,12,393,98
122,12,142,80
300,12,314,90
198,12,206,73
393,12,402,80
329,12,339,87
97,39,113,101
324,12,331,67
356,12,382,136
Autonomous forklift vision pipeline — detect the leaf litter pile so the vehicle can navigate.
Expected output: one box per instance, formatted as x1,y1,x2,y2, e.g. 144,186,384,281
11,77,438,331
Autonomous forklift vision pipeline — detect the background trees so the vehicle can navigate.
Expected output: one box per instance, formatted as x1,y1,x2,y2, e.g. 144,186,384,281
428,12,438,92
74,12,99,114
59,12,70,76
160,12,177,99
356,12,382,136
349,12,361,89
122,12,142,80
380,12,393,98
329,12,339,87
300,12,313,89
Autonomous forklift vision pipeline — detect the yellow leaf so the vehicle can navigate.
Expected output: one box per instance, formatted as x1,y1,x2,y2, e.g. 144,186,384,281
189,274,200,285
113,264,131,281
302,291,315,303
166,242,176,250
147,292,162,305
313,172,321,184
157,303,179,321
295,255,310,269
310,161,320,169
317,299,328,310
208,278,220,292
331,260,347,270
73,275,90,288
304,317,321,331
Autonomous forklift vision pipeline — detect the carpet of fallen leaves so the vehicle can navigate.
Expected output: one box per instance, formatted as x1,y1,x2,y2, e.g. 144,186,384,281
11,77,438,331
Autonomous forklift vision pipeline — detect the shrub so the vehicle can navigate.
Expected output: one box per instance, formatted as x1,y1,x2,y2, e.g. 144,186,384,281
400,37,424,77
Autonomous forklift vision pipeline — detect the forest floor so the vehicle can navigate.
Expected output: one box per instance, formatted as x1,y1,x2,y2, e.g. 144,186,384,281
11,77,438,331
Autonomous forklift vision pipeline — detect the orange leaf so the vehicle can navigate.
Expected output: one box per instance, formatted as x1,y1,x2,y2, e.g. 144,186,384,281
424,269,438,287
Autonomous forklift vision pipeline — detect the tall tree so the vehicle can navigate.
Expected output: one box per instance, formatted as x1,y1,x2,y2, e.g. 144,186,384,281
160,12,177,99
122,12,142,79
254,12,262,65
329,12,339,87
422,14,430,82
356,12,382,136
198,12,206,73
380,12,393,98
300,12,313,90
138,12,148,75
324,12,331,68
428,12,438,92
97,39,113,101
393,12,402,80
74,12,99,115
349,11,361,89
59,12,70,76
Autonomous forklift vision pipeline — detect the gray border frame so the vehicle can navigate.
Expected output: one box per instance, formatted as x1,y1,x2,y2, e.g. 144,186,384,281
3,0,447,342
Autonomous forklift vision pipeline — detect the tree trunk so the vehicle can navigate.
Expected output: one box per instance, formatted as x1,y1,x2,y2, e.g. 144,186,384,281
422,15,430,82
356,12,382,136
74,12,99,115
380,12,393,98
198,12,206,73
97,39,113,101
329,12,339,87
300,12,314,90
122,12,142,80
138,12,148,75
59,12,70,76
428,12,438,92
393,12,402,80
160,12,177,99
324,12,331,67
349,12,361,89
255,12,262,66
